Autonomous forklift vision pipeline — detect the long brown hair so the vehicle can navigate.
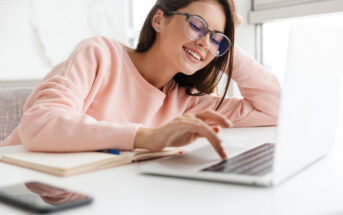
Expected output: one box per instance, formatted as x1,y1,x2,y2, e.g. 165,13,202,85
136,0,237,110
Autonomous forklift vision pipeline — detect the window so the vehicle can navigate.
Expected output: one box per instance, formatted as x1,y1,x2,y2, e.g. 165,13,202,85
131,0,156,31
262,12,343,85
129,0,156,47
250,0,343,23
262,12,343,152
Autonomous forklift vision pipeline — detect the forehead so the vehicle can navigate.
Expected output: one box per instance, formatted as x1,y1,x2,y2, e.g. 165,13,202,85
178,1,226,32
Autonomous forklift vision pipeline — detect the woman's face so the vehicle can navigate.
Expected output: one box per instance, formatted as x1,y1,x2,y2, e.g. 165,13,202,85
157,1,227,75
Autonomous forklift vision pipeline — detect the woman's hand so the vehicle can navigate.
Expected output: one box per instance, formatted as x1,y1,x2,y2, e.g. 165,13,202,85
134,110,233,160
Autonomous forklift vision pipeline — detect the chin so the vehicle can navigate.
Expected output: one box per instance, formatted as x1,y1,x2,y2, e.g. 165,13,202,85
180,62,205,76
180,68,198,76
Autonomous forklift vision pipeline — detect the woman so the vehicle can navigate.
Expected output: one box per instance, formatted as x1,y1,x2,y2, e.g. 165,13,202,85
2,0,280,160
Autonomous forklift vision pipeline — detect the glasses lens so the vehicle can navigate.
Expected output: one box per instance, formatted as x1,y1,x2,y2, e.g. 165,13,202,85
185,16,207,41
210,33,231,56
183,14,231,57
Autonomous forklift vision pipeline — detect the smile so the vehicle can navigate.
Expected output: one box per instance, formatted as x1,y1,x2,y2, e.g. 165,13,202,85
183,46,203,62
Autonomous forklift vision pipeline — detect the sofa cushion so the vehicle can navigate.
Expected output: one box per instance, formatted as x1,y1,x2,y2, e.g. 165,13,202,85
0,88,33,142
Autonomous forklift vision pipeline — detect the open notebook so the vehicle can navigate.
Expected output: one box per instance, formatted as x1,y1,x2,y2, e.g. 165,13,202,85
0,146,183,177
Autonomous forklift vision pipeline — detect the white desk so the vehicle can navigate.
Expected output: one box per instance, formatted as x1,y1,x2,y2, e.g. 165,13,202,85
1,127,343,215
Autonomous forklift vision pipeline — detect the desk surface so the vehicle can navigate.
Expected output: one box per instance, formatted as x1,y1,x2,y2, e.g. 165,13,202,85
1,127,343,215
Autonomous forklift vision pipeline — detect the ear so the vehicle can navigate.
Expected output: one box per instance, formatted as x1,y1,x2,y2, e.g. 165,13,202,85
151,9,165,32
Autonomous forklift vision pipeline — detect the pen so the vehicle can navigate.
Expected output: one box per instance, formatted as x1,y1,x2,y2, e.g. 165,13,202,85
107,149,120,155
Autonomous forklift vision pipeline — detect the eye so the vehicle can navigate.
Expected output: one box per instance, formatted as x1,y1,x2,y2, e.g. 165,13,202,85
211,34,226,47
188,16,206,34
190,22,202,32
211,38,221,46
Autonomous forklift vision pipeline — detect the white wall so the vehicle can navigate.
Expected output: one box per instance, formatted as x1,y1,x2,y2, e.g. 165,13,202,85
235,0,256,58
0,0,130,86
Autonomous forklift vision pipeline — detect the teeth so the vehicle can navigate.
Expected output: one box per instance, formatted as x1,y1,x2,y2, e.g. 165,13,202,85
185,48,201,61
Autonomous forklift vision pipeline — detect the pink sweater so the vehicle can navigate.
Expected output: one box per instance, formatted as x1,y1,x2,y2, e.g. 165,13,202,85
2,36,280,152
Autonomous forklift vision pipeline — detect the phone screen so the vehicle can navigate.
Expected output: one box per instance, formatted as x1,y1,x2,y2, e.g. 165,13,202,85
0,181,93,213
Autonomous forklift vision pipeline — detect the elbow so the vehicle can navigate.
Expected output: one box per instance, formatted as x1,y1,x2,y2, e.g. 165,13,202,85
270,98,280,122
22,141,40,152
273,86,282,122
18,114,47,152
18,125,40,152
269,78,282,121
275,77,282,112
265,103,280,126
269,115,279,126
266,92,280,126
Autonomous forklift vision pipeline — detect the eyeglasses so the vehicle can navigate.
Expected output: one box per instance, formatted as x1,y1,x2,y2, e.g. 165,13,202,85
169,11,231,57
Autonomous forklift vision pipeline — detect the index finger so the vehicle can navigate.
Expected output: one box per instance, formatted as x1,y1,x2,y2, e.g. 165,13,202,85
187,119,228,160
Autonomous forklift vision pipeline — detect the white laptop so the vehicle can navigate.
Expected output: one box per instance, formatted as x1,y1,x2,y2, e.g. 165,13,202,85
140,25,343,186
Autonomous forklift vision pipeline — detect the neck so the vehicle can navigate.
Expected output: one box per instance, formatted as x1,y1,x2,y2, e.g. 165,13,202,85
128,42,178,90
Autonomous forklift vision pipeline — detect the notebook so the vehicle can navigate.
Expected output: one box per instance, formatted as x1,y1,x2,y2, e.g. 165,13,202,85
139,24,343,186
0,146,183,176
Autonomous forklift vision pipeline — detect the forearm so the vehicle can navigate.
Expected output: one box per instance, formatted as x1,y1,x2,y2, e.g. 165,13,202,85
230,45,281,118
185,46,281,127
19,108,141,152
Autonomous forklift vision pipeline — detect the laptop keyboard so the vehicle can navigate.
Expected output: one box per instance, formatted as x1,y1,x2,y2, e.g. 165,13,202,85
201,143,275,176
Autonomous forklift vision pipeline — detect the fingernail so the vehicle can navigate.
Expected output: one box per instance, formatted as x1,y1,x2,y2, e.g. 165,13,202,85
212,126,221,133
220,147,228,160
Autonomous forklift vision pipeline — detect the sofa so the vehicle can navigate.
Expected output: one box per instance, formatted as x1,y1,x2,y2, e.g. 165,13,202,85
0,88,33,143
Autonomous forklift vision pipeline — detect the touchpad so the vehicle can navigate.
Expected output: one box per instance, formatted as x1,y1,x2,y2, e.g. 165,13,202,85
147,145,247,171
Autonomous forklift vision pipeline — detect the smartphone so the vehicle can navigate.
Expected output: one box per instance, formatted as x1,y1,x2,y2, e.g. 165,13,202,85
0,181,93,213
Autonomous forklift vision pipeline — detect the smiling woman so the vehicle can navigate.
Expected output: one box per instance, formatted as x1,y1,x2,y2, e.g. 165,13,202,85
2,0,280,160
135,0,241,107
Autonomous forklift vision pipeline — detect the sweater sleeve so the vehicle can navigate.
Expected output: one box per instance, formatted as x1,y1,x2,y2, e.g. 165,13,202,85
18,37,141,152
185,45,281,127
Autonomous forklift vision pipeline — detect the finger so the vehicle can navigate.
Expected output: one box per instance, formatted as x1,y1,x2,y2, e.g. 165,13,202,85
196,110,232,127
191,125,221,142
212,125,221,133
195,110,233,128
181,119,227,159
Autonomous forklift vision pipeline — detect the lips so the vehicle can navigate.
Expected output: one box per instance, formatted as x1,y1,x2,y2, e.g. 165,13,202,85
183,46,204,62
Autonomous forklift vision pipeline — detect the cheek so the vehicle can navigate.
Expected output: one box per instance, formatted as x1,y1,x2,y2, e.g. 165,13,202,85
160,27,188,58
194,56,216,72
203,55,216,67
162,21,185,42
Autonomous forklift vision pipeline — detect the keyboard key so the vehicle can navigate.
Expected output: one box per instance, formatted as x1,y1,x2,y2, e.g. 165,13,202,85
201,143,275,176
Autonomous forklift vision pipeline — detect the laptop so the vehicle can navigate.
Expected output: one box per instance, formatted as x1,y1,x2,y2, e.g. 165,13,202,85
139,25,343,186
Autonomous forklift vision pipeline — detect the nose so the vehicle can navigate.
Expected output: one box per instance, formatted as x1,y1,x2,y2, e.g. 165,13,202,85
195,32,212,50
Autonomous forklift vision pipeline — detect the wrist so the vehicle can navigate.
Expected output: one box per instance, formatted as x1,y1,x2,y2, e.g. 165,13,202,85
134,127,154,150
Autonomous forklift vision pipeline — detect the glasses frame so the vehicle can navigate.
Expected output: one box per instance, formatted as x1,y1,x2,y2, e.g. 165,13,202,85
169,11,231,57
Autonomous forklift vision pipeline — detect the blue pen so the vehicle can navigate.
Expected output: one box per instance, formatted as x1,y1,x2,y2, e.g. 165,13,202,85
107,149,120,155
